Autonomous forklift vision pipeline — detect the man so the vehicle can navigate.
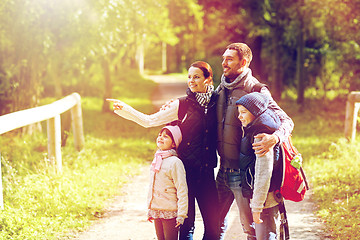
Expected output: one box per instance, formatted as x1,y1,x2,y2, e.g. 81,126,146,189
216,43,294,239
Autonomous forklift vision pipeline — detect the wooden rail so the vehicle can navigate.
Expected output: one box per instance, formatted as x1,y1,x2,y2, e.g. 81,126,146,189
0,93,85,209
344,91,360,141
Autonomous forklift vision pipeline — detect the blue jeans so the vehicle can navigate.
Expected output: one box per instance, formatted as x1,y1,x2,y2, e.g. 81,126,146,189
216,168,256,240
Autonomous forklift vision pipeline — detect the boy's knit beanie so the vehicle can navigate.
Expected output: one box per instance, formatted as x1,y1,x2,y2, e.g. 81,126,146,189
236,92,269,117
162,125,182,149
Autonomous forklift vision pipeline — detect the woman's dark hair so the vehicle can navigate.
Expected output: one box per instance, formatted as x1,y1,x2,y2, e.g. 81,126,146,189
190,61,213,84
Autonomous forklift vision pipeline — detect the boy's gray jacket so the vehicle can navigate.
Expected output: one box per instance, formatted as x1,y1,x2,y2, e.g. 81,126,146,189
147,156,188,224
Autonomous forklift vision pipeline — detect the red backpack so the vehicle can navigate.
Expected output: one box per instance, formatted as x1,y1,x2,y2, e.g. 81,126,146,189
279,135,309,202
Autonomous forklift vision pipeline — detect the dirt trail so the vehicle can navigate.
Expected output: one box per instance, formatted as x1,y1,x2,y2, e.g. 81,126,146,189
72,75,332,239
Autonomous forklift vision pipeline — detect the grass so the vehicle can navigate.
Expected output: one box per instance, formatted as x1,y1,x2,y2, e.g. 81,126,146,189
0,75,359,239
0,75,160,239
280,96,360,239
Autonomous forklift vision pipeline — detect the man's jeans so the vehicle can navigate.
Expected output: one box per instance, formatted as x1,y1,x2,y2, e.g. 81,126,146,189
216,168,256,240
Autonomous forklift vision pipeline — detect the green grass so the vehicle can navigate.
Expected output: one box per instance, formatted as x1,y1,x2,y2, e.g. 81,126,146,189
0,78,359,239
0,76,160,239
280,97,360,239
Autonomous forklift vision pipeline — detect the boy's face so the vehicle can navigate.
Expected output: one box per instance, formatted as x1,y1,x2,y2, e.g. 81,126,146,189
237,105,255,127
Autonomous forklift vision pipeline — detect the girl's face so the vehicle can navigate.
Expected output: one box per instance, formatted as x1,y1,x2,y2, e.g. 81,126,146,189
157,130,175,151
187,66,210,93
237,105,255,127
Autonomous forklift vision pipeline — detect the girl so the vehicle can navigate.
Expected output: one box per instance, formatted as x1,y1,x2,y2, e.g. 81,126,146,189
148,125,188,240
107,61,220,239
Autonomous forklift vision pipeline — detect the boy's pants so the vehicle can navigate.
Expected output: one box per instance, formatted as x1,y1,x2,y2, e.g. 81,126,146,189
217,168,280,240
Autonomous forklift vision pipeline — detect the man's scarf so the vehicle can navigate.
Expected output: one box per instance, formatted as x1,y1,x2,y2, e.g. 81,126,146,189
151,149,177,172
220,68,251,90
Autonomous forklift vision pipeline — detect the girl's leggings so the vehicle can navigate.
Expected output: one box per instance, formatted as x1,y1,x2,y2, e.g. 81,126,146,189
154,218,179,240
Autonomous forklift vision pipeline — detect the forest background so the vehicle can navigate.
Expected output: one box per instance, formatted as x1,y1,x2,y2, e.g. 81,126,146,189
0,0,360,239
1,0,360,115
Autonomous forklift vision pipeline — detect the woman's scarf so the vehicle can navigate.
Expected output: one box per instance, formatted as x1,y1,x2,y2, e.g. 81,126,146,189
151,149,177,172
195,85,214,107
220,68,251,90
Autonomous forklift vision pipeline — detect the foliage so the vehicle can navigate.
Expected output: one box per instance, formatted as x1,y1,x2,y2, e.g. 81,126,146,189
0,77,159,239
280,94,360,239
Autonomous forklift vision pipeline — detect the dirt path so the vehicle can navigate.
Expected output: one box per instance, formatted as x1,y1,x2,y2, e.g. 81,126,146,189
72,75,332,239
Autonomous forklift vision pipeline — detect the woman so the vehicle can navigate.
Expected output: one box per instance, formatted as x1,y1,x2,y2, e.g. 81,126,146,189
107,61,219,240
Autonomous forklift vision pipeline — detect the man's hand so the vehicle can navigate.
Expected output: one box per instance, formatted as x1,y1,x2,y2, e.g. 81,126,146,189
253,133,279,157
252,212,263,224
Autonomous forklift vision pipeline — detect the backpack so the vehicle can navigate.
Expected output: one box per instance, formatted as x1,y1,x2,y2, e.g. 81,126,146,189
279,135,310,202
251,82,310,201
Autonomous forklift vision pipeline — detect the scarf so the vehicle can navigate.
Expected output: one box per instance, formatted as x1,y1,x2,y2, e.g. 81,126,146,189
220,68,251,90
195,85,214,107
151,149,178,172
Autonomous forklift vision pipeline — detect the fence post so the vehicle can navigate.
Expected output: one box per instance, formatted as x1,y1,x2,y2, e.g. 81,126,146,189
0,152,3,209
70,93,84,151
47,115,62,172
344,91,360,141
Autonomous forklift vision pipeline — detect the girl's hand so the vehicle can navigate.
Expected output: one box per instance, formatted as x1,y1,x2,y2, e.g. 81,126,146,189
252,212,263,224
106,99,124,110
147,216,154,223
175,221,182,228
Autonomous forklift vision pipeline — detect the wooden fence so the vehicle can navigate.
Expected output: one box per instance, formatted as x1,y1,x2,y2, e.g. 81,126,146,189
344,91,360,141
0,93,85,209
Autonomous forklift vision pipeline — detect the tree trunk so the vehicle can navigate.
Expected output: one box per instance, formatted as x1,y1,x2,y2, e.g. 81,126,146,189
271,27,282,101
102,58,112,113
296,21,305,105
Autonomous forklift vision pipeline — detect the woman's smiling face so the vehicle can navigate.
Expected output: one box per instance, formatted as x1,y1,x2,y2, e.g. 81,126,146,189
187,66,210,93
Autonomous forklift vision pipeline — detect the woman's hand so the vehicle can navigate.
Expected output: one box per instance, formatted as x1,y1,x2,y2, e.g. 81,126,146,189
106,99,124,110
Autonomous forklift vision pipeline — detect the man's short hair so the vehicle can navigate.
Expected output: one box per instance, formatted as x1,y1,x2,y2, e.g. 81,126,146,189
226,43,253,66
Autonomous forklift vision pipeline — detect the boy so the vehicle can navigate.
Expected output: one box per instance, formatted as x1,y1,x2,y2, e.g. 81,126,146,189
236,92,283,240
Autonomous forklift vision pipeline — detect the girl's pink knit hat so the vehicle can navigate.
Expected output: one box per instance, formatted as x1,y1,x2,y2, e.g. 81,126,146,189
162,125,182,149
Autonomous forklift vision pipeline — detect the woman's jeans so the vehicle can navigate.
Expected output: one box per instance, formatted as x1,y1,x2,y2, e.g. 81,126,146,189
216,168,256,240
179,167,220,240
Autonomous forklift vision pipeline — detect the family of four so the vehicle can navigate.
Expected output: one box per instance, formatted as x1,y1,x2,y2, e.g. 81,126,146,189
107,43,294,240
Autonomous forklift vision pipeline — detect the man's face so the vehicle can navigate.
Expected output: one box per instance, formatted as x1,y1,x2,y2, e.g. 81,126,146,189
222,49,243,80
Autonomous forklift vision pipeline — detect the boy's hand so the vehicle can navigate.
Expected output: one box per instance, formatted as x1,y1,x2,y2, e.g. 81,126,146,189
252,212,263,224
253,133,279,156
106,98,123,110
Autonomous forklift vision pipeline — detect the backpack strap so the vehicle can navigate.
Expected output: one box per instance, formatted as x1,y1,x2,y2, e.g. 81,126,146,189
278,200,290,240
252,83,268,93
